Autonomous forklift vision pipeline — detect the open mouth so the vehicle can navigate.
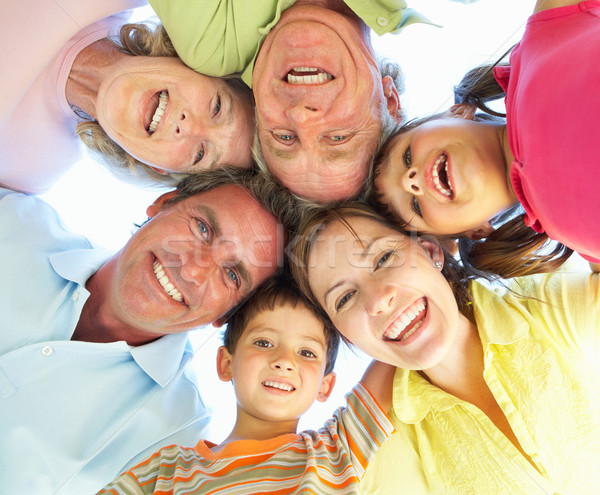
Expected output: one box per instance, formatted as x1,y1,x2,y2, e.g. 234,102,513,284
153,261,183,303
262,380,295,392
384,299,427,342
286,67,334,85
432,153,454,199
146,91,168,135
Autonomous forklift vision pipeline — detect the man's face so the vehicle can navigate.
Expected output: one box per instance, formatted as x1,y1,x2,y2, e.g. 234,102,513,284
107,184,281,338
253,5,399,201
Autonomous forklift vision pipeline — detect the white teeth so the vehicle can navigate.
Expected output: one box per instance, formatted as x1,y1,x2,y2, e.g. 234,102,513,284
148,91,168,134
385,300,426,341
263,381,294,392
287,68,333,85
153,261,183,302
432,154,453,197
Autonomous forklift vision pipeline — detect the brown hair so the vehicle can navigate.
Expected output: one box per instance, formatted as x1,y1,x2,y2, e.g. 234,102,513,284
224,274,340,375
289,202,475,327
75,23,253,188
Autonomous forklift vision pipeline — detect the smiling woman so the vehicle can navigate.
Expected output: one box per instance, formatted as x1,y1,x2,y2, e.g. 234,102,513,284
0,4,255,194
290,202,600,494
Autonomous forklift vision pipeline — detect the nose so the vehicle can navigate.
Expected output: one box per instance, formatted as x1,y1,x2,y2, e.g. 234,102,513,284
174,109,206,138
401,167,424,196
286,101,320,125
364,282,396,317
179,248,216,284
271,349,295,372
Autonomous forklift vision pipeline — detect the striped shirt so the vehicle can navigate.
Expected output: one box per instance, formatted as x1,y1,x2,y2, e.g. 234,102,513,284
100,382,393,494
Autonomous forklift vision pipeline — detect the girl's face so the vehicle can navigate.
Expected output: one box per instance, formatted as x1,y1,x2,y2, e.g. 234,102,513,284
374,109,515,237
307,216,462,370
96,56,254,174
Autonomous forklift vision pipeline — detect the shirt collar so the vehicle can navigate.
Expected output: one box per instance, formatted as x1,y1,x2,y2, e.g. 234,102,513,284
50,247,194,387
130,333,194,387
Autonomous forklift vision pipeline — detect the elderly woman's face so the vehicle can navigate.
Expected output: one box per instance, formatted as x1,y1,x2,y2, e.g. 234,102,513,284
96,56,254,174
252,5,398,201
306,216,461,369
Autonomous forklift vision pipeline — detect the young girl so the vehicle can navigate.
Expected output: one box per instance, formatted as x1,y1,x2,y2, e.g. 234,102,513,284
370,0,600,277
290,202,600,494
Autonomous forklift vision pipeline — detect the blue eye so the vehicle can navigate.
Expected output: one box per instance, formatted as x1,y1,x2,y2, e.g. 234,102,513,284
336,290,355,311
331,135,348,142
411,197,422,217
226,268,239,287
376,250,394,269
194,148,204,164
274,133,296,143
213,95,221,116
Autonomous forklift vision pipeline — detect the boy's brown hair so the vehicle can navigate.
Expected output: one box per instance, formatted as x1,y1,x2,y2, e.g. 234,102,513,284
223,274,340,375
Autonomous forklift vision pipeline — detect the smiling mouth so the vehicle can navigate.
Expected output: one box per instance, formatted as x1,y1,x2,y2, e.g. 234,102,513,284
146,91,168,135
263,380,295,392
286,67,334,85
384,299,427,342
432,153,454,199
153,261,183,302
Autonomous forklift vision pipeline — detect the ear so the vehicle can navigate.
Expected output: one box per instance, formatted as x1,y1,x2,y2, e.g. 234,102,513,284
146,190,178,217
464,221,494,241
147,165,170,176
417,237,445,270
447,103,477,120
382,75,402,123
316,371,337,403
216,346,234,382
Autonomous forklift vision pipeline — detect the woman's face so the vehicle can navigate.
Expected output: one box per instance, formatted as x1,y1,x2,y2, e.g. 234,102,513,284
374,112,515,236
96,56,254,174
307,216,462,369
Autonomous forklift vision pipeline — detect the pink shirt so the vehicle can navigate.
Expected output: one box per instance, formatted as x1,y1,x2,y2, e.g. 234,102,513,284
494,1,600,263
0,1,145,193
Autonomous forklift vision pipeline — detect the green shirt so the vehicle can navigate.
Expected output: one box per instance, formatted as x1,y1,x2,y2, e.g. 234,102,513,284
148,0,432,86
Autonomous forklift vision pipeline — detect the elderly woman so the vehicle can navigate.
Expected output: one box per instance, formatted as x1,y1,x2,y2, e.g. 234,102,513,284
290,202,600,494
1,3,254,193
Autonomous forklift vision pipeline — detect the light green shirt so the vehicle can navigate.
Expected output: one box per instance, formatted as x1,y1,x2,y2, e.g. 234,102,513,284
361,272,600,495
148,0,432,86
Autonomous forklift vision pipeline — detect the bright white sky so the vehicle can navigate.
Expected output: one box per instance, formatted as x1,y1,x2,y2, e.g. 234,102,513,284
42,0,543,441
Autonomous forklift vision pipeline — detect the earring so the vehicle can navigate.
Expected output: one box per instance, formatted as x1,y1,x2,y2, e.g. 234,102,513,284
435,261,443,270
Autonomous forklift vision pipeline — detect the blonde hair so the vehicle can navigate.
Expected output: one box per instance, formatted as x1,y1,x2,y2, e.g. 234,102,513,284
75,22,253,188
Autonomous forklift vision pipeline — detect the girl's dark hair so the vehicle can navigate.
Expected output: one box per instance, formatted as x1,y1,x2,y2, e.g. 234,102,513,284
451,52,574,278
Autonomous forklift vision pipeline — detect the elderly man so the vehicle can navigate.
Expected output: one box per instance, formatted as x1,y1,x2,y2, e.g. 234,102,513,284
149,0,421,201
0,169,284,494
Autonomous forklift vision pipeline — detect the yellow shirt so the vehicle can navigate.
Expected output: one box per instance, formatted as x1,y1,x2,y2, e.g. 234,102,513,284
361,272,600,495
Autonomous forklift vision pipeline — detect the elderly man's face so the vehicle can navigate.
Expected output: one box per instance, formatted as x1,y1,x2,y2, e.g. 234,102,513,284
108,184,281,338
253,5,399,202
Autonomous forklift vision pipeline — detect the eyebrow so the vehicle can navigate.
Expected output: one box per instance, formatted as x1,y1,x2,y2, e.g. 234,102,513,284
321,235,387,307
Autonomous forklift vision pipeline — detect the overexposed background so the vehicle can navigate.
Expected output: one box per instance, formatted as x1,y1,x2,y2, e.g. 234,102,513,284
42,0,540,442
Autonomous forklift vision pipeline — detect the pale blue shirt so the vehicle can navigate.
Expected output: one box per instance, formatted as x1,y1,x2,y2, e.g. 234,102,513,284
0,189,210,495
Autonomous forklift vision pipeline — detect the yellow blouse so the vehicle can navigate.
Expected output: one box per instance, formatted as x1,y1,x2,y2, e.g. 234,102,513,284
361,272,600,495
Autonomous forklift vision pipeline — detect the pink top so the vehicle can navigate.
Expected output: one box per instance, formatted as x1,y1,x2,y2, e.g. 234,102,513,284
0,1,145,194
494,1,600,263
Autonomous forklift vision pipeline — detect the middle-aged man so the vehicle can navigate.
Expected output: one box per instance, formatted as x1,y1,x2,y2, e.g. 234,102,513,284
148,0,434,201
0,169,286,495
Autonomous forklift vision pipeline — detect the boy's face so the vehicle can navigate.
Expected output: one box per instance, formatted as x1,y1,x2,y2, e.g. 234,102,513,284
217,303,336,425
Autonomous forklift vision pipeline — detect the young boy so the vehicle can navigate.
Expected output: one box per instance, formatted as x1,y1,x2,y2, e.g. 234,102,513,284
99,277,395,494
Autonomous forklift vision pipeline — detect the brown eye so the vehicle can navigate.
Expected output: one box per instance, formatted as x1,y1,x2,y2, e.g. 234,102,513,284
403,147,412,168
411,197,422,217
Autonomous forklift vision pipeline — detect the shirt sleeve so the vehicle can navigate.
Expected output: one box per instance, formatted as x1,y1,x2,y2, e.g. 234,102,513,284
148,0,294,81
324,382,395,479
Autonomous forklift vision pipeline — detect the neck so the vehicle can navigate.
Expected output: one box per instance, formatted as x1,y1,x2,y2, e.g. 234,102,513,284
66,38,128,120
421,315,489,405
216,406,300,451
